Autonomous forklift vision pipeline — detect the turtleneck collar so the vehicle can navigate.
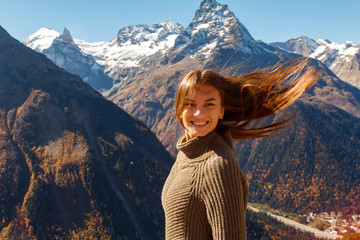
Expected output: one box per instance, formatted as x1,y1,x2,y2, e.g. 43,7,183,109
177,130,234,163
177,131,218,159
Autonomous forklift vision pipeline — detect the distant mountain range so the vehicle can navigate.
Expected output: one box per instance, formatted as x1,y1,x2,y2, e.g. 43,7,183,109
271,36,360,89
4,0,360,238
24,27,113,92
24,20,183,98
24,12,360,95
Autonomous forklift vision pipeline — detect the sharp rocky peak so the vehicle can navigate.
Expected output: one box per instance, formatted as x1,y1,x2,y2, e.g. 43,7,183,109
55,27,80,50
192,0,229,25
191,0,254,42
58,28,73,42
173,0,255,55
199,0,218,9
160,18,182,33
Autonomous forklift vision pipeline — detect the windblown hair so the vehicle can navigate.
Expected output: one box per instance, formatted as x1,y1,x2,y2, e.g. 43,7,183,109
175,58,319,141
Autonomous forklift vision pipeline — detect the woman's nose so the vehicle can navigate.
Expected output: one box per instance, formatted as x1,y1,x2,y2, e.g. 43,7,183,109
194,107,204,117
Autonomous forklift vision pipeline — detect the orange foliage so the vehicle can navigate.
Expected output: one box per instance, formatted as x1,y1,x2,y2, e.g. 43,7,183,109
33,131,89,187
69,211,110,240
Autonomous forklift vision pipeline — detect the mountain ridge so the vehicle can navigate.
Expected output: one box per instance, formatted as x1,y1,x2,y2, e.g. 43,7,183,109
271,36,360,89
24,6,359,93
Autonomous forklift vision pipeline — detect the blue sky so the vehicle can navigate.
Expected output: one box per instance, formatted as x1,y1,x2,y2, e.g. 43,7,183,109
1,0,359,44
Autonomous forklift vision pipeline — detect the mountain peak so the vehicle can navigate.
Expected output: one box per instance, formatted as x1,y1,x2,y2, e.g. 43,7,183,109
190,0,254,43
192,0,230,25
59,27,73,42
23,28,60,52
172,0,255,59
56,27,79,50
160,18,181,32
199,0,218,9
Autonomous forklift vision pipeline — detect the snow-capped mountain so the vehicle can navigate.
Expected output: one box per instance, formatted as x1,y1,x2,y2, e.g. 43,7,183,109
169,0,263,63
25,19,183,97
271,36,360,89
24,0,277,97
24,27,60,52
77,19,183,95
24,28,113,91
77,19,182,74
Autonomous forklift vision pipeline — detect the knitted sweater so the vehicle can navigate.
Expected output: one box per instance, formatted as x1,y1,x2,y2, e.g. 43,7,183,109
162,131,248,240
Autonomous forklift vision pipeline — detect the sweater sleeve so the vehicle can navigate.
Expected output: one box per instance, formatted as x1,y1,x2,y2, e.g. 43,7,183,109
200,155,248,240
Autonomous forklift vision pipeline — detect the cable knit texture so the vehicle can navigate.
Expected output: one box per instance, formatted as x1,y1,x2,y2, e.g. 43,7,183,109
162,131,248,239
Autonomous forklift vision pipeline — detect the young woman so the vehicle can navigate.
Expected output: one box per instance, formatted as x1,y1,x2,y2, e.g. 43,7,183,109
161,58,318,239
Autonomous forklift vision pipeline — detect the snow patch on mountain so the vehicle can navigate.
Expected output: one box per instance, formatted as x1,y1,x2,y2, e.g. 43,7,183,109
24,28,113,91
24,28,60,51
170,0,256,63
272,37,359,68
310,40,359,66
76,19,182,77
271,36,360,89
74,39,109,59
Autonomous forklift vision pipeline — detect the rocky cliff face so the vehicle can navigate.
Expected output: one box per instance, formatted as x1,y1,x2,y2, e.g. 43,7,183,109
0,25,172,240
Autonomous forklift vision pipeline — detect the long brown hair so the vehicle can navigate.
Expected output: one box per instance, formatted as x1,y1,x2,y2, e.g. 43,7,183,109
175,58,319,141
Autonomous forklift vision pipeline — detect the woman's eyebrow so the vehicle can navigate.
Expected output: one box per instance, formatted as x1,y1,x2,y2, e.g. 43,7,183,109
184,98,217,102
205,98,217,102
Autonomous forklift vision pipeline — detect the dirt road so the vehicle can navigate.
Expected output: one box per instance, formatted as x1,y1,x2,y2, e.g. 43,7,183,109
248,206,341,239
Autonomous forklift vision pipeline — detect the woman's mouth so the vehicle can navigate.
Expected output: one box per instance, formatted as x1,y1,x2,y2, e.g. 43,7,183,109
191,121,208,126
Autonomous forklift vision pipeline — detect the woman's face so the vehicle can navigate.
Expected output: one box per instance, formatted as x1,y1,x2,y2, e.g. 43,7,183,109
180,84,224,140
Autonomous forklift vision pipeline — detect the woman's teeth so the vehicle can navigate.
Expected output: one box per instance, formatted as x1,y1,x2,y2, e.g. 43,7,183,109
192,121,207,126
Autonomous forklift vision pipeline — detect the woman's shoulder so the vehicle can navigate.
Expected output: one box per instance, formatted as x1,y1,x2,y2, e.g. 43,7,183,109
200,139,246,193
209,132,235,160
205,151,238,172
204,142,237,171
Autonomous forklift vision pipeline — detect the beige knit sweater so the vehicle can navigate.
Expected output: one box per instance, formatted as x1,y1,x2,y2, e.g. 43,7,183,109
162,131,248,240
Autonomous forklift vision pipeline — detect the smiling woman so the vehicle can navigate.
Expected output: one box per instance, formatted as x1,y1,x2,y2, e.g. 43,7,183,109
161,57,319,239
180,84,224,140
